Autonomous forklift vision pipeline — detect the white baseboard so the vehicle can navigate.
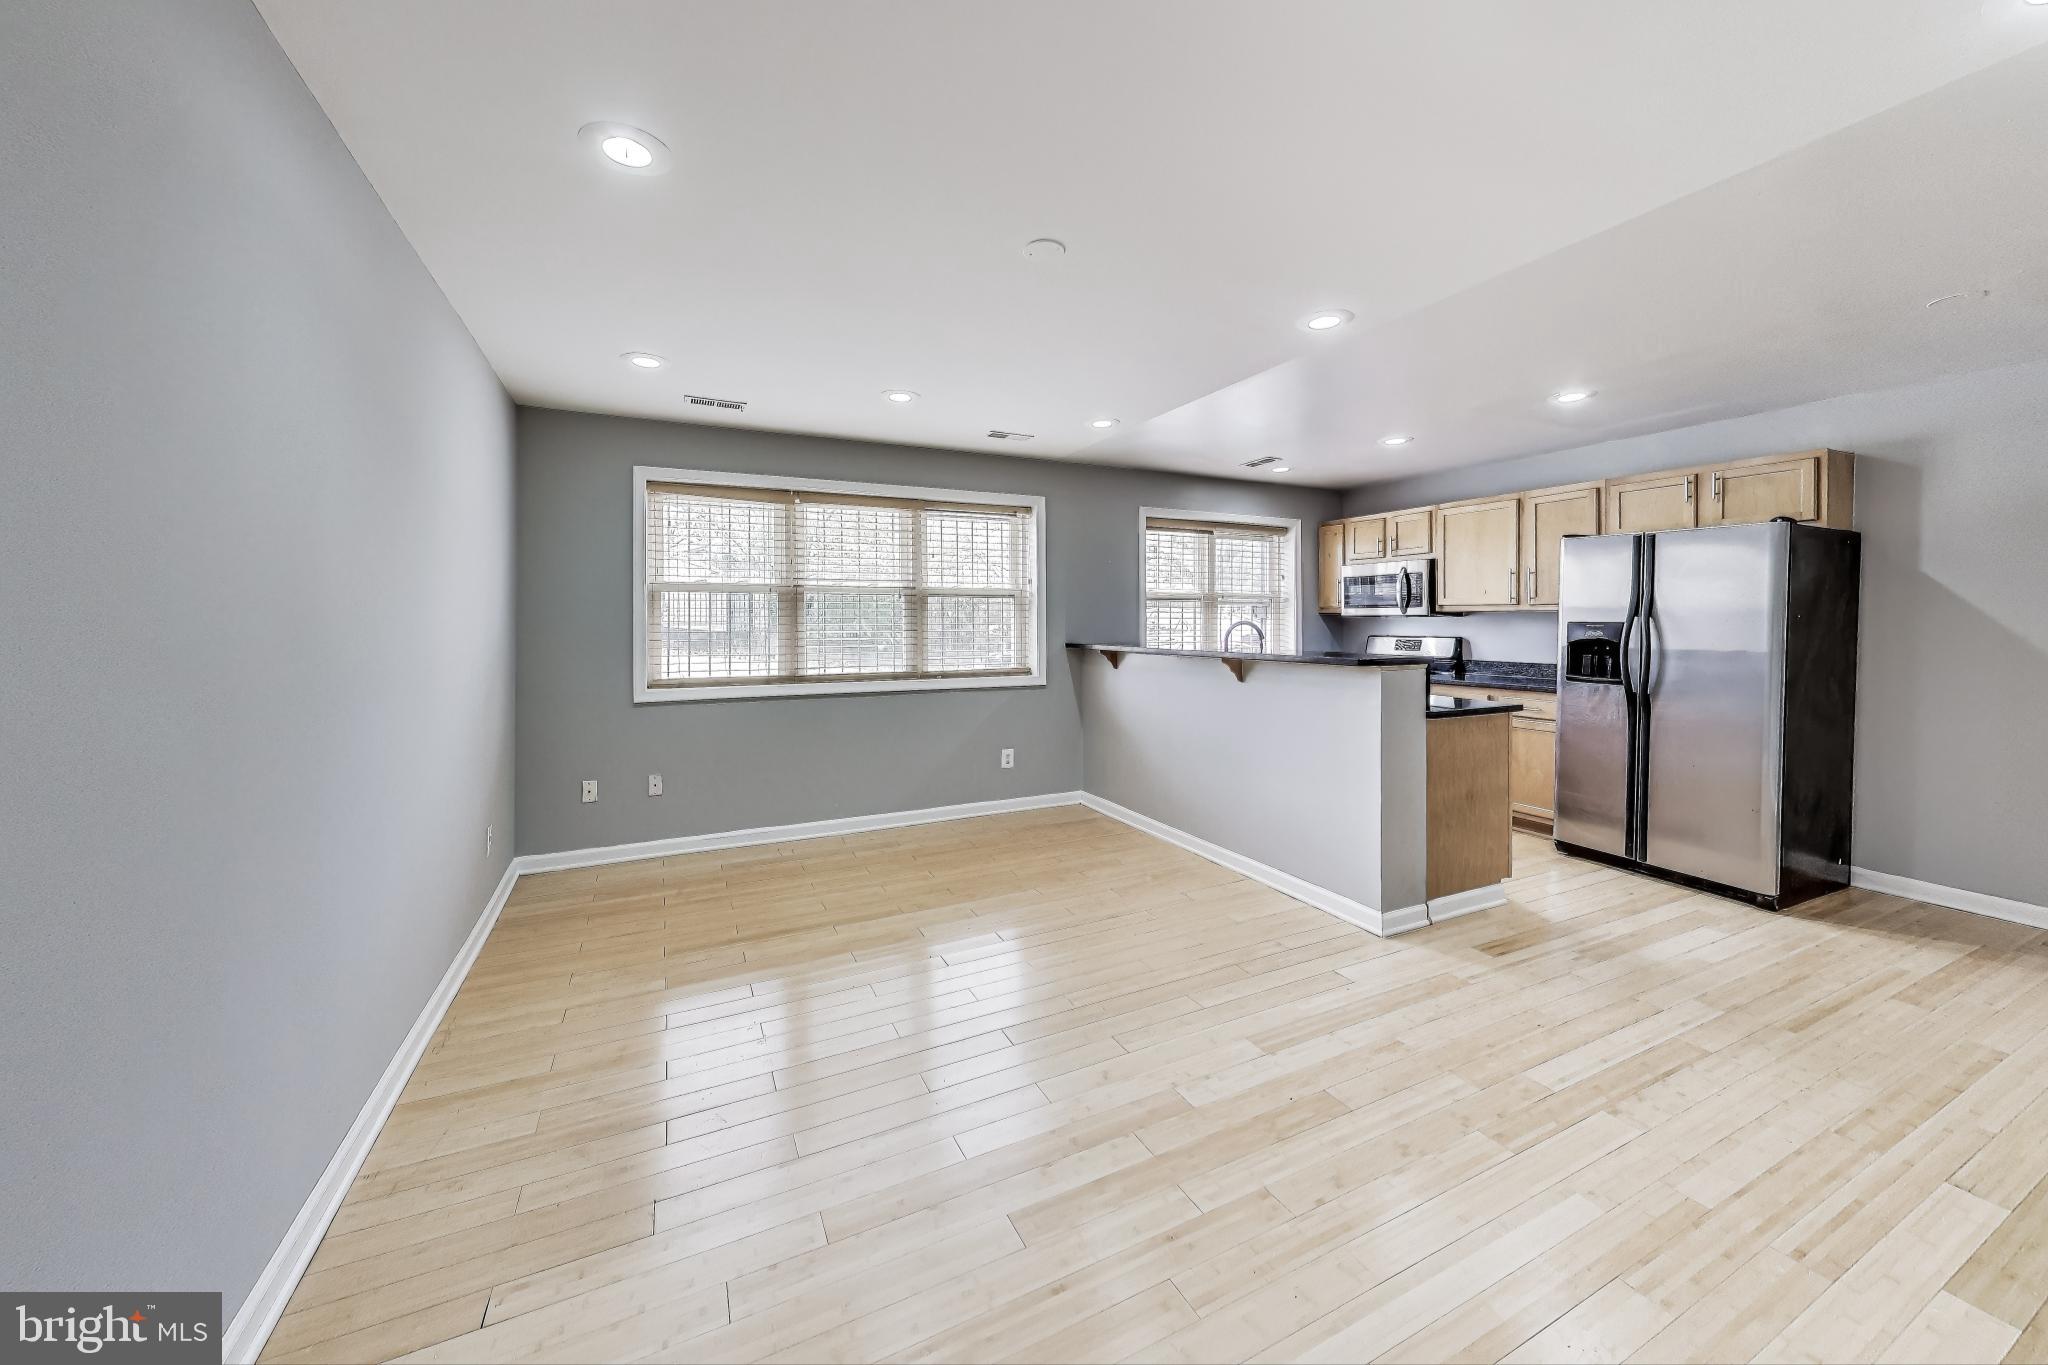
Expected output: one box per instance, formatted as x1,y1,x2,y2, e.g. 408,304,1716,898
513,791,1089,874
1427,883,1507,924
1077,793,1430,937
221,860,519,1365
1851,866,2048,931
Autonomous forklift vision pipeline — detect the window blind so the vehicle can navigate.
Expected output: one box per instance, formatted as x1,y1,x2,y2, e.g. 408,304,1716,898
1142,516,1296,654
644,481,1036,690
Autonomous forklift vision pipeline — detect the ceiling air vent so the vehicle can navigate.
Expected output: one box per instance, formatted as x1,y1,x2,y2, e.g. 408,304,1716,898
687,395,748,412
986,430,1035,441
1242,455,1283,469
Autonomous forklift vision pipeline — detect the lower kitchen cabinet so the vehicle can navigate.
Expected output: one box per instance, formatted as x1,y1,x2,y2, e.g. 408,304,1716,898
1426,712,1513,900
1433,684,1557,831
1509,715,1557,829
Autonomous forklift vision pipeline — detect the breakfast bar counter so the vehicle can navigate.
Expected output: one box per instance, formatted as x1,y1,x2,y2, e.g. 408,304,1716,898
1068,643,1512,934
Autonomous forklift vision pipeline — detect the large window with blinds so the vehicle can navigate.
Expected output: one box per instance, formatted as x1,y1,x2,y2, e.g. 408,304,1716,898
634,467,1045,700
1142,510,1298,654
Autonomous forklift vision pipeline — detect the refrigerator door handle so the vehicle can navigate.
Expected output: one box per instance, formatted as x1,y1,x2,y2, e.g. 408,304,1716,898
1616,535,1647,862
1630,535,1659,862
1619,606,1639,699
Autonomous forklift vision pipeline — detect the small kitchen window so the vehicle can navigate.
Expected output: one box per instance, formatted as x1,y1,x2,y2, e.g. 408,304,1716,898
1141,509,1298,654
634,466,1045,701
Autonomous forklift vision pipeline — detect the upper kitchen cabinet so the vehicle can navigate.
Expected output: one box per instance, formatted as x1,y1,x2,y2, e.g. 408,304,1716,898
1344,515,1387,563
1606,469,1700,534
1315,450,1853,615
1699,449,1852,529
1317,523,1343,612
1521,481,1602,608
1387,507,1435,558
1436,496,1522,610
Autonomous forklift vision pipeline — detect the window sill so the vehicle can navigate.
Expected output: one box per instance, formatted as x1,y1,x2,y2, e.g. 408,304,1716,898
634,671,1047,704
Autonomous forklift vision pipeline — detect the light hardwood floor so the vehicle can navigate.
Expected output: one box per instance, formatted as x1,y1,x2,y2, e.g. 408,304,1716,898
261,806,2048,1364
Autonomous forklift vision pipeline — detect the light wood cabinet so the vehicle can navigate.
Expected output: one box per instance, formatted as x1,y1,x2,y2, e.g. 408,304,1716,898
1432,684,1556,722
1317,523,1343,613
1426,712,1513,900
1428,685,1556,834
1700,452,1818,526
1521,482,1602,609
1607,470,1699,534
1436,497,1522,610
1318,449,1852,614
1387,507,1434,558
1510,716,1557,828
1343,516,1386,563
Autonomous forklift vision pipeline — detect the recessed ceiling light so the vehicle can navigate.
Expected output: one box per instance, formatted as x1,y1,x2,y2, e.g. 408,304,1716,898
602,136,652,167
1551,388,1596,405
1379,434,1414,447
883,390,918,404
1301,310,1354,332
621,352,665,369
1089,418,1119,429
577,122,671,175
1271,465,1292,474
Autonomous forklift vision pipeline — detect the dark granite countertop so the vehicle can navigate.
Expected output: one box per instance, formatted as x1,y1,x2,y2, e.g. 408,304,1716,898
1427,696,1525,720
1066,643,1425,669
1067,643,1521,719
1428,660,1558,693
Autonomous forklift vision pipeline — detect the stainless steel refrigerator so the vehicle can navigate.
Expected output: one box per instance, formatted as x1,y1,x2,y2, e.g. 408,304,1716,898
1553,520,1860,910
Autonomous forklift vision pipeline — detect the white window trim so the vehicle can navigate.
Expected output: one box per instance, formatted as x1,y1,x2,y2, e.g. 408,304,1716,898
1137,505,1302,653
633,465,1048,703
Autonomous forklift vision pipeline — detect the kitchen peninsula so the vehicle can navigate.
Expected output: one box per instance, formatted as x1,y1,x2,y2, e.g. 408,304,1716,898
1069,643,1521,935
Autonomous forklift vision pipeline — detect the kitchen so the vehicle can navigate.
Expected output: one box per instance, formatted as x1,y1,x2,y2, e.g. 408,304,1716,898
1068,446,1862,936
1333,446,1850,839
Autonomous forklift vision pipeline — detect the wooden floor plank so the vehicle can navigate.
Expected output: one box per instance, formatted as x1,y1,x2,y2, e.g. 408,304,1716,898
257,812,2048,1363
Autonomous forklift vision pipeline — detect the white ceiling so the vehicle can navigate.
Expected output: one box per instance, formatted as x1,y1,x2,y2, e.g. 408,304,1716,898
257,0,2048,488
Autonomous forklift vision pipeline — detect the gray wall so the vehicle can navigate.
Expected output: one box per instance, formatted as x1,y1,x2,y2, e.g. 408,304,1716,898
516,407,1342,856
1078,652,1428,915
0,0,515,1320
1340,359,2048,906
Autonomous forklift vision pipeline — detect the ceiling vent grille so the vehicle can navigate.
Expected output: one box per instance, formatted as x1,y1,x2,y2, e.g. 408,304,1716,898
687,395,748,412
1242,455,1283,468
986,430,1035,441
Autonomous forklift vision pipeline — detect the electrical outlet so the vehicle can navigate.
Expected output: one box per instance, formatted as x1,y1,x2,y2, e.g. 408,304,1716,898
648,773,664,797
1000,748,1015,769
581,780,597,803
486,825,494,856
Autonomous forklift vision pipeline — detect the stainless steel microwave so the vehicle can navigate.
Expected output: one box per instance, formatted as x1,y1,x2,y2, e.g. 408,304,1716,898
1339,557,1437,616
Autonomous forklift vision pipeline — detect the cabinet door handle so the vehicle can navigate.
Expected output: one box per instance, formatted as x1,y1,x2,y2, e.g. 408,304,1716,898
1507,568,1518,605
1529,563,1538,599
1711,472,1722,502
1684,475,1694,505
